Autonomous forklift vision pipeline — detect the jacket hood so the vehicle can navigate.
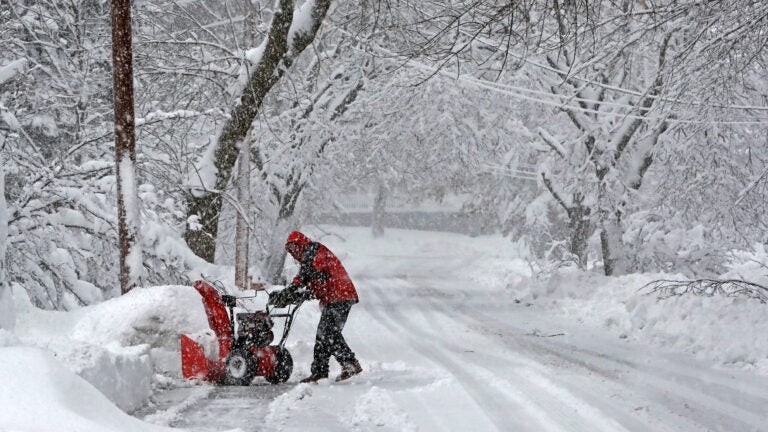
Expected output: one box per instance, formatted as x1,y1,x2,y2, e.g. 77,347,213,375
285,231,311,260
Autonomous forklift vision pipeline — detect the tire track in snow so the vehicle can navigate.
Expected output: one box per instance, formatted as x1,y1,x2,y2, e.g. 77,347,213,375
365,281,630,432
360,281,551,431
369,282,641,432
518,339,768,432
407,292,669,432
414,282,768,432
445,284,768,403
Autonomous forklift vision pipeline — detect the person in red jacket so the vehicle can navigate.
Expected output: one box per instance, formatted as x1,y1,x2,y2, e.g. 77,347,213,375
268,231,363,383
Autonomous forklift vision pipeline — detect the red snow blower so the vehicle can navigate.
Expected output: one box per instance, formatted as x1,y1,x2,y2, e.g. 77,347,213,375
181,280,302,385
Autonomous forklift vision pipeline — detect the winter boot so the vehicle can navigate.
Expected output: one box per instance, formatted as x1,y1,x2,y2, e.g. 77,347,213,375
335,360,363,382
300,373,328,383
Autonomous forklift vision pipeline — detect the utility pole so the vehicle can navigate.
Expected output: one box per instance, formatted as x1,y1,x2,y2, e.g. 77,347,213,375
112,0,140,294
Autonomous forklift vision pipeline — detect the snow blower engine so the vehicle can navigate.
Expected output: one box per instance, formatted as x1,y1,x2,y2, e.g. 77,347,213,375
235,311,274,348
180,280,302,385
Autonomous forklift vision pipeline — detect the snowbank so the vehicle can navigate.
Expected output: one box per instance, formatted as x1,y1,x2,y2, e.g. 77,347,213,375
10,285,210,413
0,347,176,432
504,265,768,375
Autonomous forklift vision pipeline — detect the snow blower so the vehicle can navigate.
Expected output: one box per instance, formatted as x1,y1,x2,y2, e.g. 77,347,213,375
181,280,302,385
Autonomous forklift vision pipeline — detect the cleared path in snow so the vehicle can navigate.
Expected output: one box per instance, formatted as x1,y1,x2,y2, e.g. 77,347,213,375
137,228,768,431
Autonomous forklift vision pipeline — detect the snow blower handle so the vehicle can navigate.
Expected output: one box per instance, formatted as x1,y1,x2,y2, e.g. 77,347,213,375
267,290,290,308
221,294,237,308
221,294,237,339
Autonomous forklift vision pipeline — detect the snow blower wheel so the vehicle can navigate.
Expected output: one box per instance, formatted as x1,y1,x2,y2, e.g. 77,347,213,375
265,347,293,384
225,348,257,386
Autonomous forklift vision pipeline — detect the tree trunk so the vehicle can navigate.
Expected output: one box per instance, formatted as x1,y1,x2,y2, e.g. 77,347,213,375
262,216,293,285
112,0,141,294
599,206,626,276
261,178,305,284
0,163,14,331
372,182,387,237
234,131,251,290
254,59,363,282
541,175,594,268
568,201,592,269
184,0,332,262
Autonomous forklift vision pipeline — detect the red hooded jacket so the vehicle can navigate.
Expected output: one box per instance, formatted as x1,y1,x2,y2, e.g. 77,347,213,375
285,231,358,306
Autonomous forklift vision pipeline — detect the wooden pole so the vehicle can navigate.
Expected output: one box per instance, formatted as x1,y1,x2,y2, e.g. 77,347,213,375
112,0,138,294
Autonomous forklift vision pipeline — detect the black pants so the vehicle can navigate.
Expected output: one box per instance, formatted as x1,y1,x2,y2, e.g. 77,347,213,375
311,301,357,376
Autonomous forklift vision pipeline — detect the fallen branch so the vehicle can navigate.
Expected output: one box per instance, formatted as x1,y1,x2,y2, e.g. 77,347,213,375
642,279,768,304
527,329,566,338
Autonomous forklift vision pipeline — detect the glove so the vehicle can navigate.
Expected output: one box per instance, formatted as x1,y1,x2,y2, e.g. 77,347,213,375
289,289,314,303
268,285,314,307
268,290,289,308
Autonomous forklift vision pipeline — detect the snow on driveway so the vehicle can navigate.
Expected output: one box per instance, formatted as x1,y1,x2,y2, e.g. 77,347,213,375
138,227,768,431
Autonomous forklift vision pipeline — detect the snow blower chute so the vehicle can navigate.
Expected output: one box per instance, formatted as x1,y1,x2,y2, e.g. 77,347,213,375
181,280,302,385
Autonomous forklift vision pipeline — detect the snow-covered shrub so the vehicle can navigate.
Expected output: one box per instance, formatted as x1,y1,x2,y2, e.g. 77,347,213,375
623,211,728,278
5,173,120,309
1,0,240,309
2,0,117,309
4,170,209,309
722,245,768,287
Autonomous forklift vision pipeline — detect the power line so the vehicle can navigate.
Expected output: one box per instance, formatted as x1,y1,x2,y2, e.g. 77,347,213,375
452,20,768,113
335,20,768,119
400,56,768,125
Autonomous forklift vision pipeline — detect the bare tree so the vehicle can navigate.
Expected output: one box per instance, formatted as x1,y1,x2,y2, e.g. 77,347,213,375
184,0,332,262
250,41,368,282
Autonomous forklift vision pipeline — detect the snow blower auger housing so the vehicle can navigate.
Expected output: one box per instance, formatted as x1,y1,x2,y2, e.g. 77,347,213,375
181,280,302,385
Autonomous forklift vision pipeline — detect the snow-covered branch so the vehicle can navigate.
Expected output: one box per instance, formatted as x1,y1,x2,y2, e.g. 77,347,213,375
644,279,768,304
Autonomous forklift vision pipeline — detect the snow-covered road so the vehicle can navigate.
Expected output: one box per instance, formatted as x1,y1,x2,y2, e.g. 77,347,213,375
137,229,768,431
364,279,768,432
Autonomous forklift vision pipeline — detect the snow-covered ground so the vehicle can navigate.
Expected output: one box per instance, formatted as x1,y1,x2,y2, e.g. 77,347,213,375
0,286,211,431
2,226,768,431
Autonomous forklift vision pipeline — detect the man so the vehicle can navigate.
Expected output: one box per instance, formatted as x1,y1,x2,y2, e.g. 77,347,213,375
268,231,363,383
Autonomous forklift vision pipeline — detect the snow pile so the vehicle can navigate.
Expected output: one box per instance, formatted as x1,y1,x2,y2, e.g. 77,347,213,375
69,285,208,349
265,384,315,428
505,264,768,374
10,285,210,413
42,340,153,412
347,386,418,432
0,328,19,346
0,347,176,432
